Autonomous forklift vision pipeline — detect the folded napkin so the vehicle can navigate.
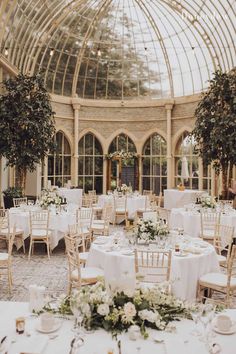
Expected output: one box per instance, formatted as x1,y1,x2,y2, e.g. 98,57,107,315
10,335,48,354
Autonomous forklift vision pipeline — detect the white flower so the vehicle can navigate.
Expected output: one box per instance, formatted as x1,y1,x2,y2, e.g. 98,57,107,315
97,303,110,316
123,302,136,321
138,309,159,323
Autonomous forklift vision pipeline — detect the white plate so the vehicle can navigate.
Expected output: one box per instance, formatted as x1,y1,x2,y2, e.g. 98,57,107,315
174,252,188,257
35,318,62,334
93,238,108,245
212,320,236,335
121,250,134,256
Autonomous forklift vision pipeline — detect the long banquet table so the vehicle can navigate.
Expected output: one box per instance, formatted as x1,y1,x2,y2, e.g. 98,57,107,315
164,189,204,209
87,236,220,301
0,301,235,354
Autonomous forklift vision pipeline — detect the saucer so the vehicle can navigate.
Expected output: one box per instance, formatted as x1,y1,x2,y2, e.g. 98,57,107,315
121,250,134,256
35,318,62,333
212,319,236,335
93,238,108,245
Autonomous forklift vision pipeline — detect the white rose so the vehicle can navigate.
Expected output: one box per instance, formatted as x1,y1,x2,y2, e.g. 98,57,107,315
97,303,110,316
123,302,136,320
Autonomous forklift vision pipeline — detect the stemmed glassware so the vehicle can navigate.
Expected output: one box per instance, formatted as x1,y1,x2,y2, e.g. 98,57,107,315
189,302,203,336
199,302,216,342
70,291,84,336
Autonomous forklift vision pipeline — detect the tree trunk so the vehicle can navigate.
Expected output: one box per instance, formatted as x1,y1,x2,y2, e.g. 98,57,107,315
221,164,228,200
17,167,27,195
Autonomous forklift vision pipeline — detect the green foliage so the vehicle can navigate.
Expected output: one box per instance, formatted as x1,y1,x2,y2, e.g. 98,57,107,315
0,73,56,188
192,69,236,172
2,186,23,198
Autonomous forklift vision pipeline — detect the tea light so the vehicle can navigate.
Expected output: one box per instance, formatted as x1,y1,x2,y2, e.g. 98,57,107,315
16,317,25,334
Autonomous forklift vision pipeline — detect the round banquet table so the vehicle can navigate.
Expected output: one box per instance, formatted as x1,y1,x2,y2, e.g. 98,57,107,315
9,207,77,250
1,301,236,354
87,236,220,301
98,194,148,219
169,208,236,238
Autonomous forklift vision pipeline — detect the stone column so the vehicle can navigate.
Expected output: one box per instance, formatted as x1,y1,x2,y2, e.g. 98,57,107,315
165,104,173,189
198,157,203,191
72,104,80,186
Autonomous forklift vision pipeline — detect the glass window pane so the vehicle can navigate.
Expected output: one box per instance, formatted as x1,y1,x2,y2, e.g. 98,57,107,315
85,157,93,175
95,157,103,175
64,137,71,154
55,156,62,175
95,138,102,155
142,157,150,175
48,156,54,176
56,132,63,154
64,156,71,175
84,177,93,193
85,134,94,155
79,138,84,155
152,157,160,175
94,177,103,194
152,136,161,155
78,158,84,175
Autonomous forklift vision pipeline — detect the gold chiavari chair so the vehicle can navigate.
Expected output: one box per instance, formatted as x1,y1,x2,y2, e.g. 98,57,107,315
198,245,236,308
64,233,104,294
200,210,221,244
213,224,234,268
0,209,25,253
68,224,88,266
28,210,51,259
13,197,28,207
113,195,128,225
134,248,172,286
0,224,15,293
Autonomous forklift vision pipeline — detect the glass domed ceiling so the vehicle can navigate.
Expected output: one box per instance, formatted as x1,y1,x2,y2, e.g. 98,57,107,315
1,0,235,99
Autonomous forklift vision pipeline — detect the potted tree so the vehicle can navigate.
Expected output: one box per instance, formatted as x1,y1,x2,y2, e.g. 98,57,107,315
0,73,56,194
192,69,236,199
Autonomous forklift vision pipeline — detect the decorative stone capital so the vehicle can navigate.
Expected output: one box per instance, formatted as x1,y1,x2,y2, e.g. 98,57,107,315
165,104,173,111
72,103,81,111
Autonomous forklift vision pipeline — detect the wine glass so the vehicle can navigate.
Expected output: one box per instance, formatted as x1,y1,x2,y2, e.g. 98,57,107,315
189,302,203,336
199,302,216,342
70,291,84,335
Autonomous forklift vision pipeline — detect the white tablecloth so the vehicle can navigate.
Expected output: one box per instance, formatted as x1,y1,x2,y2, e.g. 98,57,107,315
98,195,147,219
57,188,83,206
170,208,236,238
164,189,204,209
87,238,219,301
9,209,77,250
0,301,236,354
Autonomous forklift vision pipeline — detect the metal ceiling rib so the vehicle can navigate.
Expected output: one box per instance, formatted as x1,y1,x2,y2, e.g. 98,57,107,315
0,0,235,99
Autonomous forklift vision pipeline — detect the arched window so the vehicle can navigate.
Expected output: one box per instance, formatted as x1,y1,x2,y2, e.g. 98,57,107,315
108,133,136,153
174,132,198,189
47,131,71,187
142,133,167,194
108,134,138,190
78,133,103,193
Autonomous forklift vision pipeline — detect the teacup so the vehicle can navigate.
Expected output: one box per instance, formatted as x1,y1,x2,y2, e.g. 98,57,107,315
216,314,232,332
40,313,55,331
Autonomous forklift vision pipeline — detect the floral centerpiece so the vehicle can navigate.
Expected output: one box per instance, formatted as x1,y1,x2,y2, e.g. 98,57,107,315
66,281,189,338
135,219,169,243
39,191,62,208
200,196,216,209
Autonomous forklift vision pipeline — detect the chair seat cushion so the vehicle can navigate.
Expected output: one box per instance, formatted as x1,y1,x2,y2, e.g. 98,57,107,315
79,252,89,261
0,253,9,261
91,223,105,230
32,230,52,238
199,272,236,288
0,227,23,235
71,267,104,281
201,230,215,239
115,208,126,213
217,254,227,263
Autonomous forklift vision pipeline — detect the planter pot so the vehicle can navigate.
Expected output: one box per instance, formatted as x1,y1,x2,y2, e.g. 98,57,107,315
3,196,14,209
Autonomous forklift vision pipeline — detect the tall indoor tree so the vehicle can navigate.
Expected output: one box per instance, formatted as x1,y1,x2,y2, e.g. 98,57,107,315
192,69,236,198
0,73,56,193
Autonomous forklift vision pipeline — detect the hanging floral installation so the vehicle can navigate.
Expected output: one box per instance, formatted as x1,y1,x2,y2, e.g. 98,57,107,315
105,150,138,160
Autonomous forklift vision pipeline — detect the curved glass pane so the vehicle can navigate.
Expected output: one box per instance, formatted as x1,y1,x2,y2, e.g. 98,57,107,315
1,0,235,99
